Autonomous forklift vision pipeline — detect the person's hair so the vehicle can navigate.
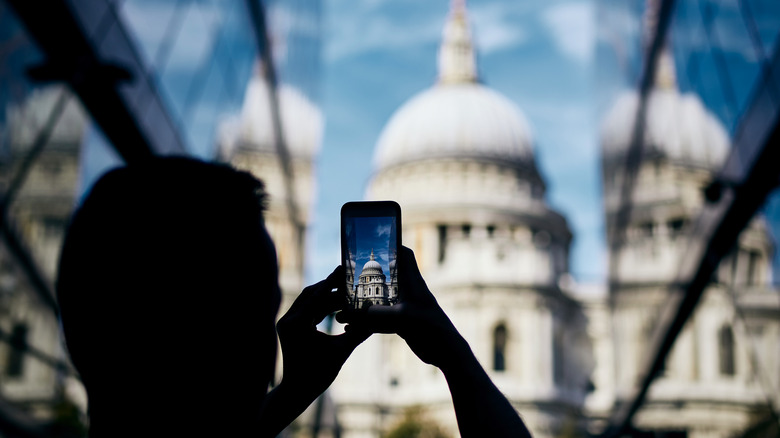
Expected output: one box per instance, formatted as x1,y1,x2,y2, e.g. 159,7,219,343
56,157,277,414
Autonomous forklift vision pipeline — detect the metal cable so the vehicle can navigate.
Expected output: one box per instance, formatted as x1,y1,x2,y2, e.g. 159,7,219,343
0,326,77,378
607,0,677,292
181,0,241,126
739,0,780,104
723,283,780,430
697,0,739,125
0,87,71,316
245,0,306,277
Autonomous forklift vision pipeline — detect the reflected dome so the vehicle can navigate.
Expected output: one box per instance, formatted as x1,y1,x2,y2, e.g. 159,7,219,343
219,74,323,158
601,52,729,171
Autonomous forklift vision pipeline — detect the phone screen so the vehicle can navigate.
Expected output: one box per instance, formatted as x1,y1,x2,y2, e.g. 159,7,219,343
342,202,400,309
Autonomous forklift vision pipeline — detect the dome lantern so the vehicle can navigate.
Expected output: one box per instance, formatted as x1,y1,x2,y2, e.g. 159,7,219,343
438,0,478,84
361,249,384,274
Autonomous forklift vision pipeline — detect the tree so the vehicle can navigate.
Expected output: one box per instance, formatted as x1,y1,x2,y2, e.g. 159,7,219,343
385,407,450,438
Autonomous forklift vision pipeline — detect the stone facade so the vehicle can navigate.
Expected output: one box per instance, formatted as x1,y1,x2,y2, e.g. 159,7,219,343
354,249,398,308
0,84,86,420
330,3,593,437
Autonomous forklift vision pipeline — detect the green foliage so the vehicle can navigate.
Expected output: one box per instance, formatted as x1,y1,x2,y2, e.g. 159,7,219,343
385,407,450,438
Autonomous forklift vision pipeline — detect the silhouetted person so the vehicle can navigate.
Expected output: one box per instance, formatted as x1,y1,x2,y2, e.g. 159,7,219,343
57,157,531,437
56,158,366,437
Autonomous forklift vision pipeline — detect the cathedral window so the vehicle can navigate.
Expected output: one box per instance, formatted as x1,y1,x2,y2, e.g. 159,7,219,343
42,217,66,240
719,325,735,376
553,324,565,385
746,250,760,286
667,218,686,238
437,224,447,263
5,324,27,378
638,222,654,238
493,324,507,372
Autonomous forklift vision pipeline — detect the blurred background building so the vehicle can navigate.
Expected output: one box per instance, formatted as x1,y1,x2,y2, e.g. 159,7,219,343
0,0,778,437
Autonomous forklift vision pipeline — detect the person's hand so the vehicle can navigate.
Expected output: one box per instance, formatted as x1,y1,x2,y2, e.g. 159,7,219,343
337,248,532,438
276,266,370,397
337,246,470,370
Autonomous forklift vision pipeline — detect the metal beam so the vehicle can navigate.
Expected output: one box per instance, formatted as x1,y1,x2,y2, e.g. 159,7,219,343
608,0,677,286
244,0,306,274
602,24,780,438
7,0,188,163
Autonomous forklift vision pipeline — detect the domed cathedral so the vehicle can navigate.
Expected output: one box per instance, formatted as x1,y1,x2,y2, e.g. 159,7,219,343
355,249,398,307
599,0,780,436
332,2,593,437
218,63,323,308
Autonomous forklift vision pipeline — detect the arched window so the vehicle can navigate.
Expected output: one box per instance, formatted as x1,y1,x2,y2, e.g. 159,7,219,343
493,324,507,372
5,324,27,378
719,325,735,376
553,324,565,385
437,224,447,263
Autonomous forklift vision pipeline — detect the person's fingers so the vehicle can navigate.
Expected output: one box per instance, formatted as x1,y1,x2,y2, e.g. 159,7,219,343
286,270,334,315
311,285,349,324
343,303,406,334
397,246,434,305
287,266,344,323
331,325,371,356
335,307,363,324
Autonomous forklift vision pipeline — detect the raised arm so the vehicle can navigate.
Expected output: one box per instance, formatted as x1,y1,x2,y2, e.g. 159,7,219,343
339,247,532,438
260,267,369,437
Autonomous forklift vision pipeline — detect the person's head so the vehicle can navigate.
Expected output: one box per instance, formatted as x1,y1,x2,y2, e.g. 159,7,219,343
56,157,281,430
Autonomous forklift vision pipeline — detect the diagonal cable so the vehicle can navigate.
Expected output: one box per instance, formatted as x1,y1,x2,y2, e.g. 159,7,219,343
723,283,780,430
245,0,306,275
697,0,738,125
0,325,77,378
0,87,70,316
739,0,780,105
607,0,677,296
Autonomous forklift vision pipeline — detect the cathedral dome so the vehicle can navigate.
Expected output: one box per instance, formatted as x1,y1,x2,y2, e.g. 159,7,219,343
361,259,383,274
361,249,384,275
219,73,323,158
371,0,533,171
601,52,729,171
373,83,534,170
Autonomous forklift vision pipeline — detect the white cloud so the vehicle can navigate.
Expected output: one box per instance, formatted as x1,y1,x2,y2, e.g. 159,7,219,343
376,224,391,237
268,4,321,65
469,3,530,54
542,1,595,64
325,1,535,62
325,14,442,62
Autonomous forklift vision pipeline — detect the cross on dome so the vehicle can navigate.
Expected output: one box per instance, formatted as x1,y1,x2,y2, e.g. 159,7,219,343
438,0,478,84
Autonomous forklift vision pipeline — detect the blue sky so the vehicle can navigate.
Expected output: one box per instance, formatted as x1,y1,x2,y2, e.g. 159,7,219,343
50,0,779,287
306,0,780,286
346,216,396,286
309,0,605,284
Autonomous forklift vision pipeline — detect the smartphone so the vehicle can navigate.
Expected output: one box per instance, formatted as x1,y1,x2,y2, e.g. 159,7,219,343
341,201,401,310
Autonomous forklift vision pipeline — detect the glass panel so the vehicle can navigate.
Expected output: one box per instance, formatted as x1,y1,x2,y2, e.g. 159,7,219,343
0,4,87,433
